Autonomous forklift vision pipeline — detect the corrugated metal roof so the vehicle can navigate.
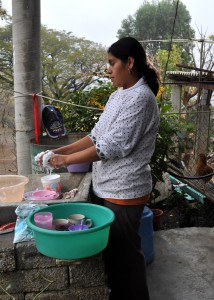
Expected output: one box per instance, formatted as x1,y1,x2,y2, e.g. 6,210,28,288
166,71,214,84
167,71,211,77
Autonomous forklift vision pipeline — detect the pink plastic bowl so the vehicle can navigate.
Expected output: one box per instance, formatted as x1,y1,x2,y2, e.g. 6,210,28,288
24,190,59,201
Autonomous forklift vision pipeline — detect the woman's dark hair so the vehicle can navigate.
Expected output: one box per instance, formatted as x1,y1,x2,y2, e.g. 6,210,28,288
108,37,160,96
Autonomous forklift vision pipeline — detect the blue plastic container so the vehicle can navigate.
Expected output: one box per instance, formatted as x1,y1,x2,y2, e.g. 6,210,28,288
139,206,154,265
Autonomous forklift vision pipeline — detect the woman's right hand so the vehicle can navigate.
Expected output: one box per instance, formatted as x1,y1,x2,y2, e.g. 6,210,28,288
49,154,68,169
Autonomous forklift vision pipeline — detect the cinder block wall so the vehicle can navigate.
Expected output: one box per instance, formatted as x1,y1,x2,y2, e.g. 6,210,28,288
0,233,109,299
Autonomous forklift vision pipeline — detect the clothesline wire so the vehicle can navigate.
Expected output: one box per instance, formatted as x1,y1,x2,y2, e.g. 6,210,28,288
8,89,214,115
12,89,104,111
41,94,104,111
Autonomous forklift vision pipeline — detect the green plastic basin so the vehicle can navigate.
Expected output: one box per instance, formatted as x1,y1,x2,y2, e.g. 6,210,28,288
27,202,115,259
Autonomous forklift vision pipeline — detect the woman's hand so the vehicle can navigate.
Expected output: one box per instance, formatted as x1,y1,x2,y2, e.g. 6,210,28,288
49,154,68,169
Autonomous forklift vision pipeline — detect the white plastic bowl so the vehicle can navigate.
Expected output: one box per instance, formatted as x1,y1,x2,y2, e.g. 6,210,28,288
41,174,61,193
0,175,29,202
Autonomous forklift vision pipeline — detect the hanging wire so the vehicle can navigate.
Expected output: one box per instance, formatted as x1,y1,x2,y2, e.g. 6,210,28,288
162,0,180,84
41,94,104,111
168,170,214,180
139,38,214,44
1,86,105,112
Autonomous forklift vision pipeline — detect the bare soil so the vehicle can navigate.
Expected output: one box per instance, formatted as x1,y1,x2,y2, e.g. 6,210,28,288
149,195,214,230
0,127,17,174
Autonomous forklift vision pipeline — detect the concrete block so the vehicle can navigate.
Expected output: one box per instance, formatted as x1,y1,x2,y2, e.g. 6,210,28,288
16,242,56,270
25,286,109,300
0,233,15,272
0,267,68,294
0,293,24,300
69,255,107,287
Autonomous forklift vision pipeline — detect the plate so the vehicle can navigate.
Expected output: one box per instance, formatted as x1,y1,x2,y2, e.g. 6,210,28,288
0,228,15,234
0,222,16,234
24,190,59,201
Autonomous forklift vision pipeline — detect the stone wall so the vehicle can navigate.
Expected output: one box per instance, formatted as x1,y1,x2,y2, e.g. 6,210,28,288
0,232,109,300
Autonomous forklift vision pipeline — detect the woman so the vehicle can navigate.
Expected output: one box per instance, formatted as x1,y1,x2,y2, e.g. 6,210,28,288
46,37,160,300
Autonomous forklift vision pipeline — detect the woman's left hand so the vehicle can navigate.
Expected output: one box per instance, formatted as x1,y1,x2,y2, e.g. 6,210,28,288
49,154,67,169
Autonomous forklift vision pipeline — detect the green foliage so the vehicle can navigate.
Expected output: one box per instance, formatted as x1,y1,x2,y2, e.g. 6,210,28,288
0,1,7,20
117,15,135,37
41,26,108,100
156,44,182,77
117,0,195,63
150,101,179,199
0,22,108,98
58,82,116,133
0,23,13,88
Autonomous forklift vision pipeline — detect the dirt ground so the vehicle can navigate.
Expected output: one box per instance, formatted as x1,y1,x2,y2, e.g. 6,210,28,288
150,194,214,230
0,127,17,174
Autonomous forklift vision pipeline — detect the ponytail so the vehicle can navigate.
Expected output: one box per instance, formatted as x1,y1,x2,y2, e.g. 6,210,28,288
141,64,160,96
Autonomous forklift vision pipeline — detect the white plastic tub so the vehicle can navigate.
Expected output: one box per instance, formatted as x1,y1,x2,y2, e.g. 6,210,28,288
0,175,29,202
41,174,61,193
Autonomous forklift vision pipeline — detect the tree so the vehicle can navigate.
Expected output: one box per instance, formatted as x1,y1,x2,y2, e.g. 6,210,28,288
0,23,13,89
0,0,7,19
0,2,12,133
0,1,11,91
190,33,214,71
41,26,108,101
117,0,195,62
0,23,108,98
154,44,183,100
156,44,182,73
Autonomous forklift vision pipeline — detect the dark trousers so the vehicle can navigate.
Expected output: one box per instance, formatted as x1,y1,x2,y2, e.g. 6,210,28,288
89,189,150,300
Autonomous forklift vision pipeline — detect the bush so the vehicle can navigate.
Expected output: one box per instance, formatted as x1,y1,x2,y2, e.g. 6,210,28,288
150,102,179,201
60,82,116,133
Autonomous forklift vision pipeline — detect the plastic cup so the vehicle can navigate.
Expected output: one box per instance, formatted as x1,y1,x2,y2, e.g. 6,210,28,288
34,212,53,229
41,174,61,193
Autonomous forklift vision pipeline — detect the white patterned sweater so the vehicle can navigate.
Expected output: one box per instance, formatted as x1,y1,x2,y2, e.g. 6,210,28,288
88,77,160,201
